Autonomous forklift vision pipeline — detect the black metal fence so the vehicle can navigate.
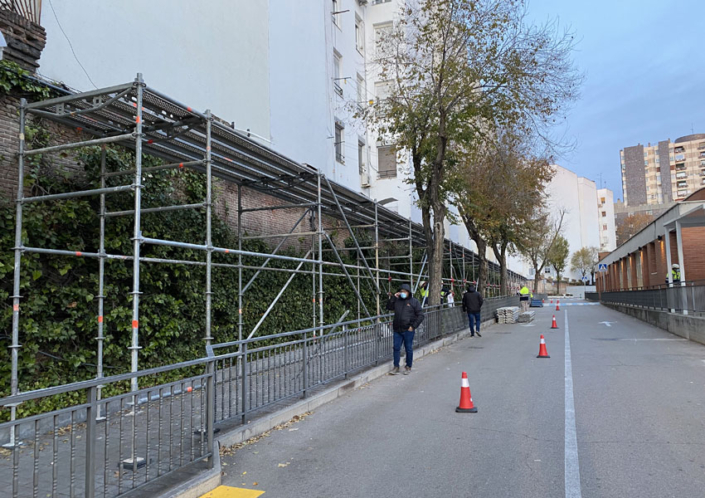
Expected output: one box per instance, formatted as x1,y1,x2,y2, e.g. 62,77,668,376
0,296,518,498
587,281,705,314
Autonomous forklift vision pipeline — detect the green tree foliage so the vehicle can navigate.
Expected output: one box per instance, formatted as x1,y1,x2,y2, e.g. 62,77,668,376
546,235,569,293
570,246,599,284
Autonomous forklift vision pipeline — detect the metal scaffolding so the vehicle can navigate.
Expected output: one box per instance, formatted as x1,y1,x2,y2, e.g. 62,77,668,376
8,74,525,437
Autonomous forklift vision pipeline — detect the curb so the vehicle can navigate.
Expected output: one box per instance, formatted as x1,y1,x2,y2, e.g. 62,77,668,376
168,320,491,497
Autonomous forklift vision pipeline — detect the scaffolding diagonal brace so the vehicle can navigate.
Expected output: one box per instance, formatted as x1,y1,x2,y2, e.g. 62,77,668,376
323,176,380,293
325,233,372,319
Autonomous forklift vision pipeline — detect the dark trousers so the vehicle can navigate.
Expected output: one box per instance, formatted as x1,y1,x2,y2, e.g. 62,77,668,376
467,312,482,334
393,330,415,368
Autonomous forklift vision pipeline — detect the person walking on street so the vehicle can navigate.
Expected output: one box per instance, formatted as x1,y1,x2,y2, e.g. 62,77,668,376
387,283,424,375
446,289,455,308
462,284,483,337
519,285,530,312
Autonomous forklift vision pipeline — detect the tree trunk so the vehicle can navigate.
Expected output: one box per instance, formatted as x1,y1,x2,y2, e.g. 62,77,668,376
427,206,446,307
476,238,487,295
533,263,541,294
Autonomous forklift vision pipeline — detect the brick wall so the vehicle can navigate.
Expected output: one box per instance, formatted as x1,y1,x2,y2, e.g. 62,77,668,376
0,93,86,203
681,226,705,281
0,10,46,71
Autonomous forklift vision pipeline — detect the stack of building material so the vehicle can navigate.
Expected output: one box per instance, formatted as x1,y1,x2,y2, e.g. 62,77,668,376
517,311,535,323
496,306,520,324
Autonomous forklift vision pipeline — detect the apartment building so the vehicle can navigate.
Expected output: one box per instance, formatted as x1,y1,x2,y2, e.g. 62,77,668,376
597,188,617,251
621,133,705,207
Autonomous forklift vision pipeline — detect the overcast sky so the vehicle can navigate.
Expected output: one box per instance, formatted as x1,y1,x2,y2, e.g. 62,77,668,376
527,0,705,200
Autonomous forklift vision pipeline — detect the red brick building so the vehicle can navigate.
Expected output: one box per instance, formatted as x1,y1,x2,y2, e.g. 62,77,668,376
597,188,705,291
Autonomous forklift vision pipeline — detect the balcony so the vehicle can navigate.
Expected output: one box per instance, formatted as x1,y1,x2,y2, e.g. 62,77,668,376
675,163,686,170
674,146,686,153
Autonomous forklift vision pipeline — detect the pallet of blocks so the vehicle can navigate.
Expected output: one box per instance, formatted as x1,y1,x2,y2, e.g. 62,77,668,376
517,311,535,323
496,306,520,324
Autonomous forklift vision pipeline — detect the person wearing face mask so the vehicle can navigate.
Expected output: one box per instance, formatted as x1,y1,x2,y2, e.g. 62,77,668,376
387,283,425,375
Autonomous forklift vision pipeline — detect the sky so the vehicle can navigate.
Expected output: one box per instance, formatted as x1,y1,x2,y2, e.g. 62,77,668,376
526,0,705,201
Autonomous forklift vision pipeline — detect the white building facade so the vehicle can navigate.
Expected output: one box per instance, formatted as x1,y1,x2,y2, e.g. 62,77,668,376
36,0,515,275
597,188,617,252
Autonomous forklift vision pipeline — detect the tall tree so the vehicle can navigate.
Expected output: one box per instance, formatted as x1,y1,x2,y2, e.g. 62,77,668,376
546,234,569,294
521,208,565,293
616,213,653,246
364,0,580,305
570,246,598,285
454,131,552,295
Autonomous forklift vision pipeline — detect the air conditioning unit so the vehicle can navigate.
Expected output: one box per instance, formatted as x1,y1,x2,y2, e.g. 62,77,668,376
361,173,371,187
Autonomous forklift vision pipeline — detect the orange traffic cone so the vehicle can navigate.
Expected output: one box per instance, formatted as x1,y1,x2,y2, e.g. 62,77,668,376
556,300,560,311
551,315,558,329
537,335,550,358
456,372,477,413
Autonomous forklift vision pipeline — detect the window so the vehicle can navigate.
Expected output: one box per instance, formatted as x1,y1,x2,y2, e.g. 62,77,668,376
676,172,687,179
676,162,686,170
333,52,343,96
603,224,608,231
699,142,705,150
372,0,392,4
675,153,686,161
358,140,365,175
355,16,364,54
677,180,687,188
377,145,397,178
644,160,648,166
701,160,705,166
375,80,392,101
335,122,345,163
602,211,606,217
374,23,393,57
332,0,341,27
356,74,365,107
600,197,605,204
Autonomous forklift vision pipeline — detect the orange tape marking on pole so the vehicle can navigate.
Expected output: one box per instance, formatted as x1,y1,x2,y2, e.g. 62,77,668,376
135,116,141,124
76,251,82,257
98,316,103,323
225,249,229,254
179,163,184,169
13,304,19,312
132,320,139,329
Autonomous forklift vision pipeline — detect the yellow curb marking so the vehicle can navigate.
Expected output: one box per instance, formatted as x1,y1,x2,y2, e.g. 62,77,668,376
200,485,265,497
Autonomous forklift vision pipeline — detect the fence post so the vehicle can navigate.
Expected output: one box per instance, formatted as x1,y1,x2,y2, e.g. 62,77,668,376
375,323,380,365
84,386,97,498
303,332,308,399
344,326,349,379
205,359,215,468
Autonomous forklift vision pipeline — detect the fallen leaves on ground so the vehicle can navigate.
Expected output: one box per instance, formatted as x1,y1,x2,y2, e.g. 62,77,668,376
219,411,313,457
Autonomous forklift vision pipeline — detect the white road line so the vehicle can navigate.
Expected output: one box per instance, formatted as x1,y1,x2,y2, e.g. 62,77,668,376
565,309,582,498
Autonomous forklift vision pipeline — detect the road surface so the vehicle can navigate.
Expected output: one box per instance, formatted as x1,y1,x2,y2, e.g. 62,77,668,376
215,302,705,497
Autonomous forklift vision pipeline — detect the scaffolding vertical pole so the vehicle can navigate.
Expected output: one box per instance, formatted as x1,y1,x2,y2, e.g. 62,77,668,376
129,74,144,393
449,241,453,294
237,184,243,344
356,252,361,322
204,110,213,345
462,248,466,287
317,174,324,332
408,218,413,289
96,145,107,418
8,98,27,445
374,201,380,317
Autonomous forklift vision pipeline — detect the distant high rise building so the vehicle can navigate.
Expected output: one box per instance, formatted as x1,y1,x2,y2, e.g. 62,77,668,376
621,134,705,207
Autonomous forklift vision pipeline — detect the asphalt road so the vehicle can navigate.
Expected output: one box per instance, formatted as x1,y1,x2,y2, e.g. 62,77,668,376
219,303,705,498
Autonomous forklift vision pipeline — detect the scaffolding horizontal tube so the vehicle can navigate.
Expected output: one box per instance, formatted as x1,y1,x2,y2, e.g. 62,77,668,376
27,88,132,120
104,159,205,178
240,202,317,213
25,82,134,110
141,237,323,265
21,184,133,203
242,231,318,240
105,202,205,218
23,133,135,157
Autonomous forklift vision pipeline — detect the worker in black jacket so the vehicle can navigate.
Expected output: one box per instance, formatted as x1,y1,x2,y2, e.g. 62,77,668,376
387,283,424,375
462,284,483,337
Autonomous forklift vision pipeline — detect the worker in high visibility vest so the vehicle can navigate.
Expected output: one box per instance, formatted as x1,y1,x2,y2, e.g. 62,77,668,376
671,264,681,283
519,286,530,312
419,281,429,307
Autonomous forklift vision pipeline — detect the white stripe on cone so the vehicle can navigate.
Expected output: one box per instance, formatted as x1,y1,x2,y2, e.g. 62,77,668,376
461,378,470,388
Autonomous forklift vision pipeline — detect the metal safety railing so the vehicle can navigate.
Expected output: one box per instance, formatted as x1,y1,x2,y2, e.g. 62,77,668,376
589,280,705,315
0,298,528,498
